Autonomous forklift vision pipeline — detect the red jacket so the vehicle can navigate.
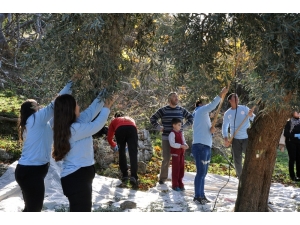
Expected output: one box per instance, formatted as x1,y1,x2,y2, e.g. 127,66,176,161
107,117,137,147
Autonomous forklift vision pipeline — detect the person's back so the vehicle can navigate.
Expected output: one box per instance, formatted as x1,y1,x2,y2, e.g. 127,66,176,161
52,92,114,212
193,96,221,147
107,112,139,188
15,80,73,212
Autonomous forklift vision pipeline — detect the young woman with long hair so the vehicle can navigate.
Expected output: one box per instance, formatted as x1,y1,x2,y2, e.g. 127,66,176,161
52,91,115,212
15,81,73,212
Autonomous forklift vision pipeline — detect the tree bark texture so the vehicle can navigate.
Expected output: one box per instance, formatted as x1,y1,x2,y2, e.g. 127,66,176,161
234,108,290,211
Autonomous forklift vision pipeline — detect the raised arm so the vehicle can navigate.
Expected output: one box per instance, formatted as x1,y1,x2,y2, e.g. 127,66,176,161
77,89,106,123
35,80,73,124
72,95,116,141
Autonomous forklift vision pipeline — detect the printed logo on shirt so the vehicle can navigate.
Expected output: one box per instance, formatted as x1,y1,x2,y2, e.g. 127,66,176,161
228,115,232,119
241,111,245,115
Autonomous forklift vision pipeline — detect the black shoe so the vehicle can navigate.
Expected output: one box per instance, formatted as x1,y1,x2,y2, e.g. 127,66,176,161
159,180,164,185
203,195,211,203
130,177,139,188
121,177,129,183
290,177,300,182
193,197,206,205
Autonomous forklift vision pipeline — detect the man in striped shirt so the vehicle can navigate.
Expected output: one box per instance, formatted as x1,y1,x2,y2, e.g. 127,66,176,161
150,92,193,184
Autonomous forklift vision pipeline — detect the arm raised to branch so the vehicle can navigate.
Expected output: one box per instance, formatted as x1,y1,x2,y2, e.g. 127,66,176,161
211,81,231,128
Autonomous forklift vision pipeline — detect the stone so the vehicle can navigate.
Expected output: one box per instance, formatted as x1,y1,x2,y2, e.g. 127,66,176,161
120,200,137,210
0,149,13,160
137,161,147,174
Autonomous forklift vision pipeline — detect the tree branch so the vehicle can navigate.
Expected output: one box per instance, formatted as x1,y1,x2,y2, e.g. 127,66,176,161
0,116,18,122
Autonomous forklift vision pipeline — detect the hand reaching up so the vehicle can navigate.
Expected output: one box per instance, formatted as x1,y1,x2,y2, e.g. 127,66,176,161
104,94,118,109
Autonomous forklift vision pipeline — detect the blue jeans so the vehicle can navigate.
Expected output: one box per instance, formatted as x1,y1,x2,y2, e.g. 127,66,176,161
192,143,211,198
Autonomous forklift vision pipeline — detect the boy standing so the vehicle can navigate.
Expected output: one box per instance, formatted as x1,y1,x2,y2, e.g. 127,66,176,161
168,118,189,191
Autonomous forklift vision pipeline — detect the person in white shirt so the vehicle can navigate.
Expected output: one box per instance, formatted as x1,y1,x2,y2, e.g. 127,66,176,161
52,91,115,212
15,81,73,212
222,93,255,179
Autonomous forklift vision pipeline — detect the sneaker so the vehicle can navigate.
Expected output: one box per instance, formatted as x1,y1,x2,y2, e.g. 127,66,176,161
130,177,139,189
193,197,206,205
180,187,185,191
158,180,164,185
203,195,211,203
172,187,181,191
121,177,129,183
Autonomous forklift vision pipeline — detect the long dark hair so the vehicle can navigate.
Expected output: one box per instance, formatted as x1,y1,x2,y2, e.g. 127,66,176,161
52,94,77,161
18,99,36,141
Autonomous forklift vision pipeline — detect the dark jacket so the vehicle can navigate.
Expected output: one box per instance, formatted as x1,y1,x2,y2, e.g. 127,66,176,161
284,118,300,144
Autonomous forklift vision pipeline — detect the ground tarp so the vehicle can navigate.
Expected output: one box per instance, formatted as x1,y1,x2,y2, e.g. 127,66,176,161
0,158,300,212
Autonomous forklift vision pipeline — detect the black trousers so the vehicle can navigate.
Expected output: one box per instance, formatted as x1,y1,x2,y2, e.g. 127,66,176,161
286,140,300,179
61,165,95,212
15,162,49,212
115,125,138,180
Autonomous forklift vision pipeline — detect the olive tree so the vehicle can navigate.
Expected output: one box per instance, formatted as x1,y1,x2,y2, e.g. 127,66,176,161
162,13,300,211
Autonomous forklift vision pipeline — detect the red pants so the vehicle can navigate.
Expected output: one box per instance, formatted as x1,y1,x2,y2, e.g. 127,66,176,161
171,152,184,188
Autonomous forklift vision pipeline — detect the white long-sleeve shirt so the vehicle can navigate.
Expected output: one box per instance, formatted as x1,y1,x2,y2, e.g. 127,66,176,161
60,97,110,177
18,81,73,166
168,131,187,149
192,96,221,147
222,105,255,140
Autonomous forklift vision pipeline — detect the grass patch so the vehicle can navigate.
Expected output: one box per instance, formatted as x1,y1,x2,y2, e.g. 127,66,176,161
273,148,300,188
0,89,25,118
0,89,23,162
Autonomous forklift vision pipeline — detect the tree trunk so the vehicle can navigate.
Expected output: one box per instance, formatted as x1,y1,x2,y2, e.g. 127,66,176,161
0,116,18,122
234,108,290,211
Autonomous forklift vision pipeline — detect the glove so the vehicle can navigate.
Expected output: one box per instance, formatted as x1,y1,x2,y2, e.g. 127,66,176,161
112,146,119,152
295,134,300,139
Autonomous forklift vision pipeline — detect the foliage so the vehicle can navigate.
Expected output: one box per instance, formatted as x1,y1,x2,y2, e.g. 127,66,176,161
0,89,24,118
273,148,300,188
19,14,160,106
0,89,22,162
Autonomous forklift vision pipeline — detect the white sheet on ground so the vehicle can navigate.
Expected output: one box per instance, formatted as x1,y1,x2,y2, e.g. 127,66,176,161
0,158,300,212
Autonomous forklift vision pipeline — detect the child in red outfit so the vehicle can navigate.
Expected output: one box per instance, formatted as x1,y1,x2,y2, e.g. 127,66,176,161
168,118,189,191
